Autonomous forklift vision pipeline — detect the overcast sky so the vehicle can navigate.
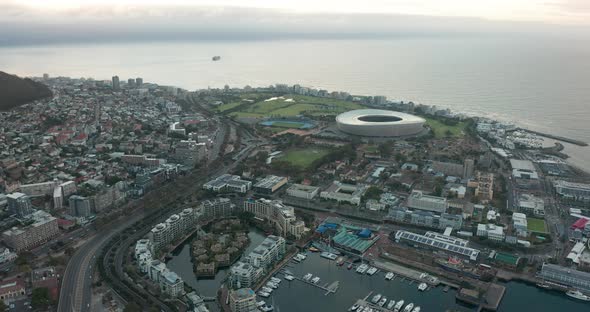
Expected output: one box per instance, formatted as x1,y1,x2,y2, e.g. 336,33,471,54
1,0,589,45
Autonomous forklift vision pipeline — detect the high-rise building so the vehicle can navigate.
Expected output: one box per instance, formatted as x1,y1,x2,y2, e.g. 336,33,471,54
112,75,120,90
463,158,475,179
201,198,235,219
229,288,258,312
136,77,143,87
7,192,33,218
127,78,135,88
68,195,92,217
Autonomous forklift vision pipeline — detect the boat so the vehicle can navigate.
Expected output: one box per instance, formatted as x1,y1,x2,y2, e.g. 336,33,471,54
403,303,414,312
309,246,320,252
356,264,369,274
366,267,378,275
266,282,278,289
348,263,353,270
566,290,590,301
443,285,450,292
385,272,394,280
212,56,221,61
337,258,345,266
371,294,382,304
418,282,428,291
320,252,338,260
292,256,301,263
394,300,404,312
260,305,274,312
411,307,420,312
258,291,270,298
297,253,307,260
257,301,266,308
387,300,396,310
378,297,387,307
284,275,295,281
349,304,359,311
536,283,551,289
261,287,273,293
270,277,281,284
311,276,321,284
303,273,312,281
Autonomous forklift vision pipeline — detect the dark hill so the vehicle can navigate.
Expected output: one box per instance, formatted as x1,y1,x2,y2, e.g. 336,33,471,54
0,71,52,111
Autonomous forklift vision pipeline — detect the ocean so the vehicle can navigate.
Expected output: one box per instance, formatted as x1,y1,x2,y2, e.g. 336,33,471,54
1,36,589,170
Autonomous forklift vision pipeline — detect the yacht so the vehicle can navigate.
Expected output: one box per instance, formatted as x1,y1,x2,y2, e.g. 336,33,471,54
418,282,428,291
386,300,396,310
320,252,338,260
311,276,321,284
257,301,266,308
349,304,359,311
378,297,388,307
366,267,378,275
385,272,394,280
371,294,382,304
566,290,590,301
297,253,307,260
303,273,313,281
258,291,270,298
536,283,551,289
270,277,281,284
356,264,369,274
260,305,274,312
266,282,278,289
284,275,295,281
411,306,421,312
403,303,414,312
292,255,301,263
394,300,404,312
261,287,273,293
348,263,354,270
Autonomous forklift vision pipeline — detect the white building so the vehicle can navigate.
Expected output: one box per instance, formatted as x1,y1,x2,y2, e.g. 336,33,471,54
286,184,320,200
518,194,545,216
320,181,367,206
477,223,505,241
512,212,528,237
407,190,448,213
243,199,305,238
229,288,258,312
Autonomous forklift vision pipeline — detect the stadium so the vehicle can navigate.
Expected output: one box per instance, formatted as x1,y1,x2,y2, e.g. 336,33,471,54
336,109,426,137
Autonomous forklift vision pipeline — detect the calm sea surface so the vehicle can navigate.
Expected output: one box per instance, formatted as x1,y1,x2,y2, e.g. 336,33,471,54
1,37,589,169
166,230,589,312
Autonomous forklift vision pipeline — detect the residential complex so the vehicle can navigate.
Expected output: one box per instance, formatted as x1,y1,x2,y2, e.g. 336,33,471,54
150,208,200,252
228,288,258,312
320,181,367,206
2,210,59,251
201,198,235,219
243,199,305,238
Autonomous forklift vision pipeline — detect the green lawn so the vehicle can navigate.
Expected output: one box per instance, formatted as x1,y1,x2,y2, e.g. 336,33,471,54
225,93,363,118
527,218,548,233
269,122,304,129
424,117,468,139
278,148,332,169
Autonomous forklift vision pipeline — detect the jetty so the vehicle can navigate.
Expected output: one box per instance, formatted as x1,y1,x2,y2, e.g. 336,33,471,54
521,129,588,146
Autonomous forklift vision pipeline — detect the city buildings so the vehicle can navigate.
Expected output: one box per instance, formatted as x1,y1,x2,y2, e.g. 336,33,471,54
472,172,494,202
6,192,33,218
112,75,120,90
31,267,59,300
243,198,305,238
518,194,545,217
229,235,285,290
253,175,288,194
0,248,17,264
286,183,320,200
554,180,590,202
228,261,261,289
394,230,480,261
2,210,60,251
407,190,448,213
0,278,25,303
510,159,539,180
160,271,184,297
201,198,235,219
228,288,258,312
539,263,590,293
320,181,367,206
174,140,207,167
150,208,199,252
476,224,505,241
68,195,93,217
512,212,529,237
203,174,252,194
387,207,463,230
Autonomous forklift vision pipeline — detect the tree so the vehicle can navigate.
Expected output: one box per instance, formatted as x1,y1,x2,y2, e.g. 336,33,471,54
123,302,142,312
378,142,393,157
32,288,52,309
363,186,383,202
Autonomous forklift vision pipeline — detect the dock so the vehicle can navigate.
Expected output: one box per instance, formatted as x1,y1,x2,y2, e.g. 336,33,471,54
291,275,340,295
372,259,442,287
521,129,588,146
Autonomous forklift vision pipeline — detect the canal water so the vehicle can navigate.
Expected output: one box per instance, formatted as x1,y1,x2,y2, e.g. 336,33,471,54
167,231,589,311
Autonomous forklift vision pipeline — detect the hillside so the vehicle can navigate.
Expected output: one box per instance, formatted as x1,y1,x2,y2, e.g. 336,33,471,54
0,71,52,111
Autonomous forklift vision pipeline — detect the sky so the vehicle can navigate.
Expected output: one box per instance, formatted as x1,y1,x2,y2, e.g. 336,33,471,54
1,0,589,45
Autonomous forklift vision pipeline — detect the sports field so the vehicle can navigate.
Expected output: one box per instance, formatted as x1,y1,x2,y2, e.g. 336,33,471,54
424,117,468,138
220,93,363,118
279,148,332,169
527,218,548,233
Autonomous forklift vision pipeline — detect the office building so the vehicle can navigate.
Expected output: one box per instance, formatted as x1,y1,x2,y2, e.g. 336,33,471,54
68,195,93,217
6,192,33,218
112,75,120,90
229,288,258,312
286,184,320,200
387,207,463,230
201,198,235,219
320,181,367,206
518,194,545,216
477,224,505,241
554,180,590,202
394,230,480,261
203,174,252,194
512,212,528,237
407,190,448,213
2,210,59,251
127,78,135,88
539,263,590,292
136,77,143,87
253,175,288,194
243,199,305,238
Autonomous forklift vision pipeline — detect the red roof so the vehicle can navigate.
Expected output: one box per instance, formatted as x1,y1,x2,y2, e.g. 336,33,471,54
73,133,88,140
571,218,589,230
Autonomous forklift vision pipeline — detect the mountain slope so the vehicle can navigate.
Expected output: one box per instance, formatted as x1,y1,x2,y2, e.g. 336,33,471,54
0,71,52,111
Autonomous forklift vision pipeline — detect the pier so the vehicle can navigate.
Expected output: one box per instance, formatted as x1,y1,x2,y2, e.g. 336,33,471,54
520,129,588,146
290,274,340,295
372,259,443,287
